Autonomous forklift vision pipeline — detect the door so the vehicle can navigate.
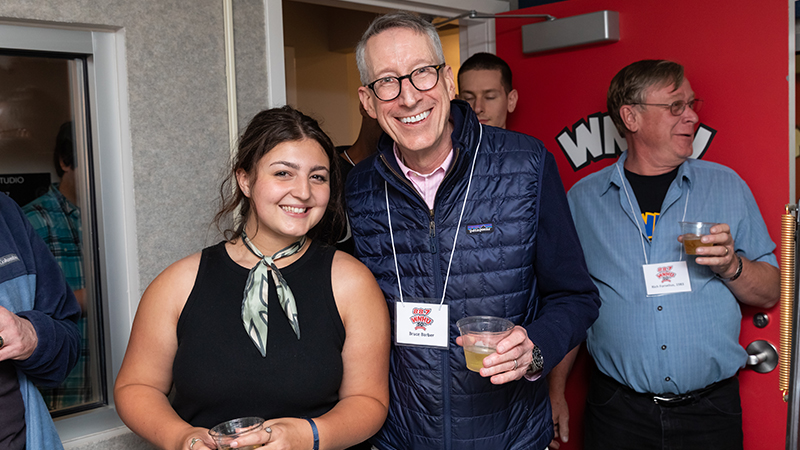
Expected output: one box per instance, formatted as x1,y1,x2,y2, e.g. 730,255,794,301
494,1,791,449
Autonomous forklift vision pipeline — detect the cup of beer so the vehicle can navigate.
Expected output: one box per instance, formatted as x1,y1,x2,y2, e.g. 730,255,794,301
680,221,715,255
208,416,267,450
457,316,515,372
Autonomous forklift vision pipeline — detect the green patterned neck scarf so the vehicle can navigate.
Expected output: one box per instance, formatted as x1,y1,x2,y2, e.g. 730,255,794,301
241,232,307,357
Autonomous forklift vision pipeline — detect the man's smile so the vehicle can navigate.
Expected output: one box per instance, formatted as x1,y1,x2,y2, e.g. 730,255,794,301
399,109,430,124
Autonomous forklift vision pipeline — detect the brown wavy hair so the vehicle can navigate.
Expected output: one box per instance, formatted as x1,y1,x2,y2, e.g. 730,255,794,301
214,106,345,244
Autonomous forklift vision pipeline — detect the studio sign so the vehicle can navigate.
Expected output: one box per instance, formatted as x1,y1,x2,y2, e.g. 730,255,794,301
0,176,25,184
555,112,717,172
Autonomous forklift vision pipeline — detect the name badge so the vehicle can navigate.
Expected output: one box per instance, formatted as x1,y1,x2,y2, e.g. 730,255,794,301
395,300,449,349
642,261,692,296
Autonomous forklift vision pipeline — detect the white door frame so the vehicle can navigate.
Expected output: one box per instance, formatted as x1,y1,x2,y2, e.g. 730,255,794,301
263,0,508,107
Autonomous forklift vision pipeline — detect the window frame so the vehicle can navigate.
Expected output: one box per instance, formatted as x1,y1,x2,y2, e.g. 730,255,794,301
0,22,138,441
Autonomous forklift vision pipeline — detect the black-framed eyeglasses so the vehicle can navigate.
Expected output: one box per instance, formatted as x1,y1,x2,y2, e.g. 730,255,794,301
366,64,445,101
631,98,704,116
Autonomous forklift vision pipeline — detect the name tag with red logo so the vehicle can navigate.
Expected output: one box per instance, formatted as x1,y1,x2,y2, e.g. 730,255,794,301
395,301,449,348
642,261,691,296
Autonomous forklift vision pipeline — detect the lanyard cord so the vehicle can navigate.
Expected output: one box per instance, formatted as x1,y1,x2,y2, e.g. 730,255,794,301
386,124,484,305
386,181,404,303
616,162,690,265
440,125,483,304
617,163,649,265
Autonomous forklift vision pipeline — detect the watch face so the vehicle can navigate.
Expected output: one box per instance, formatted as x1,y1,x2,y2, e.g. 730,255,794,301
529,346,544,374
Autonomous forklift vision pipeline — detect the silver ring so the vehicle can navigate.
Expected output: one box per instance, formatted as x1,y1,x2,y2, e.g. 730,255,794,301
265,426,272,433
513,359,518,370
189,438,202,450
0,334,4,349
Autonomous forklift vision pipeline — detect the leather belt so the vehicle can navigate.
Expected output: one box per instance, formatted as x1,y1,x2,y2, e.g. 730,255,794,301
649,378,732,406
596,369,734,407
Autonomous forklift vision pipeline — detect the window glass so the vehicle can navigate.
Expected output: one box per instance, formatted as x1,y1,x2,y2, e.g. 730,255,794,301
0,51,105,416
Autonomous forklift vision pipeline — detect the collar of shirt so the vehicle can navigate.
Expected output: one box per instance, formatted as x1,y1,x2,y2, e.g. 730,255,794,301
51,183,79,215
605,151,694,196
393,143,454,210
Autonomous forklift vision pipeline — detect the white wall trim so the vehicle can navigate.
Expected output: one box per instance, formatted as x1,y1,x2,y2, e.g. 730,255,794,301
61,425,134,449
459,18,496,62
345,0,509,14
264,0,287,107
290,0,509,15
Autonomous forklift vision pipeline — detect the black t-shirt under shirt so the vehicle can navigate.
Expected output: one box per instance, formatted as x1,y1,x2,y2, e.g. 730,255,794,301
624,167,679,240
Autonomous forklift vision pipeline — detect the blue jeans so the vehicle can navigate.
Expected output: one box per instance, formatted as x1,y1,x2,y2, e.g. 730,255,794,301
584,369,743,450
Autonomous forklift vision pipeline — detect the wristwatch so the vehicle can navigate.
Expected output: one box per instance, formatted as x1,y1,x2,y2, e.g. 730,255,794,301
526,345,544,376
715,253,743,282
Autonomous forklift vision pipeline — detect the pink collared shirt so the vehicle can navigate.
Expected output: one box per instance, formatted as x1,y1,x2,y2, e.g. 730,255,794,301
393,144,454,210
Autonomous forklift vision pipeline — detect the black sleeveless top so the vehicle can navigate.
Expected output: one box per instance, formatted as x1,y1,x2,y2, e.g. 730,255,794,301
172,239,345,428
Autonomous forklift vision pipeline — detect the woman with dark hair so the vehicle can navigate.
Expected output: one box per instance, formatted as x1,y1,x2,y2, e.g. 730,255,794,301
114,106,390,450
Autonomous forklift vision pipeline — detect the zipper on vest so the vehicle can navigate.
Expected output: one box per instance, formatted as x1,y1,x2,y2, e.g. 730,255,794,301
429,213,437,254
443,345,452,450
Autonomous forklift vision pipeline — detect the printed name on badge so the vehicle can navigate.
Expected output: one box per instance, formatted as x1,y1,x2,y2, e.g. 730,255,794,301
642,261,692,296
395,301,449,348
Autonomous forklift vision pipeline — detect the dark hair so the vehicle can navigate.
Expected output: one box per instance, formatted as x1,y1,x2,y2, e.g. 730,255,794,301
607,60,685,135
53,122,75,177
355,11,445,85
214,106,345,244
457,52,513,93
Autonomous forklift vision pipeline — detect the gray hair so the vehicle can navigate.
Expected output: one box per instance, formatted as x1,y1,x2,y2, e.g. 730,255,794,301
355,11,445,85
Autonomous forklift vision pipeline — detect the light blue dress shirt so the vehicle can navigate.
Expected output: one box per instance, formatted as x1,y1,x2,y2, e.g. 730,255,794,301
567,151,777,395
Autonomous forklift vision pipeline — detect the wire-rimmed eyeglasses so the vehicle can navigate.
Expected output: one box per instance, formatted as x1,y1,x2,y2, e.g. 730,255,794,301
631,98,704,116
366,64,445,102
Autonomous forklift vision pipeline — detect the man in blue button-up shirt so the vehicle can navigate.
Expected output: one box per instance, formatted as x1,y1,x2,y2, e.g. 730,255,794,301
566,60,779,450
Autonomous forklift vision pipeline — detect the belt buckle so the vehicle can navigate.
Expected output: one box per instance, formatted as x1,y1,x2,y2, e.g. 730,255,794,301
652,394,692,406
652,395,673,405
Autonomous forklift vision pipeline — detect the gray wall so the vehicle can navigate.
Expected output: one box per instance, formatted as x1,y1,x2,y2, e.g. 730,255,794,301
0,0,269,291
0,1,269,447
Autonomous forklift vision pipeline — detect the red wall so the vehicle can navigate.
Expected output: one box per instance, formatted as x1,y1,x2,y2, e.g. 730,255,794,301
496,1,791,448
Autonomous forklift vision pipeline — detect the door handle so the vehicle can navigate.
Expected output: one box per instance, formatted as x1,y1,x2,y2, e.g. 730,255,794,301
745,340,778,373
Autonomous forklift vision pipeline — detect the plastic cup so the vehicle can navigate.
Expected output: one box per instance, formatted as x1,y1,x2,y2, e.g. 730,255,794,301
679,221,715,255
456,316,515,372
208,417,267,450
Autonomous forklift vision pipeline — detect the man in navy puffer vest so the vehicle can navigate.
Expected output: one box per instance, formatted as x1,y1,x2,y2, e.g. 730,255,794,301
347,11,600,450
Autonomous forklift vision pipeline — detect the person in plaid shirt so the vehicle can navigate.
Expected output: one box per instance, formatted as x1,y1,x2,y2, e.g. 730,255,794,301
22,122,90,411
